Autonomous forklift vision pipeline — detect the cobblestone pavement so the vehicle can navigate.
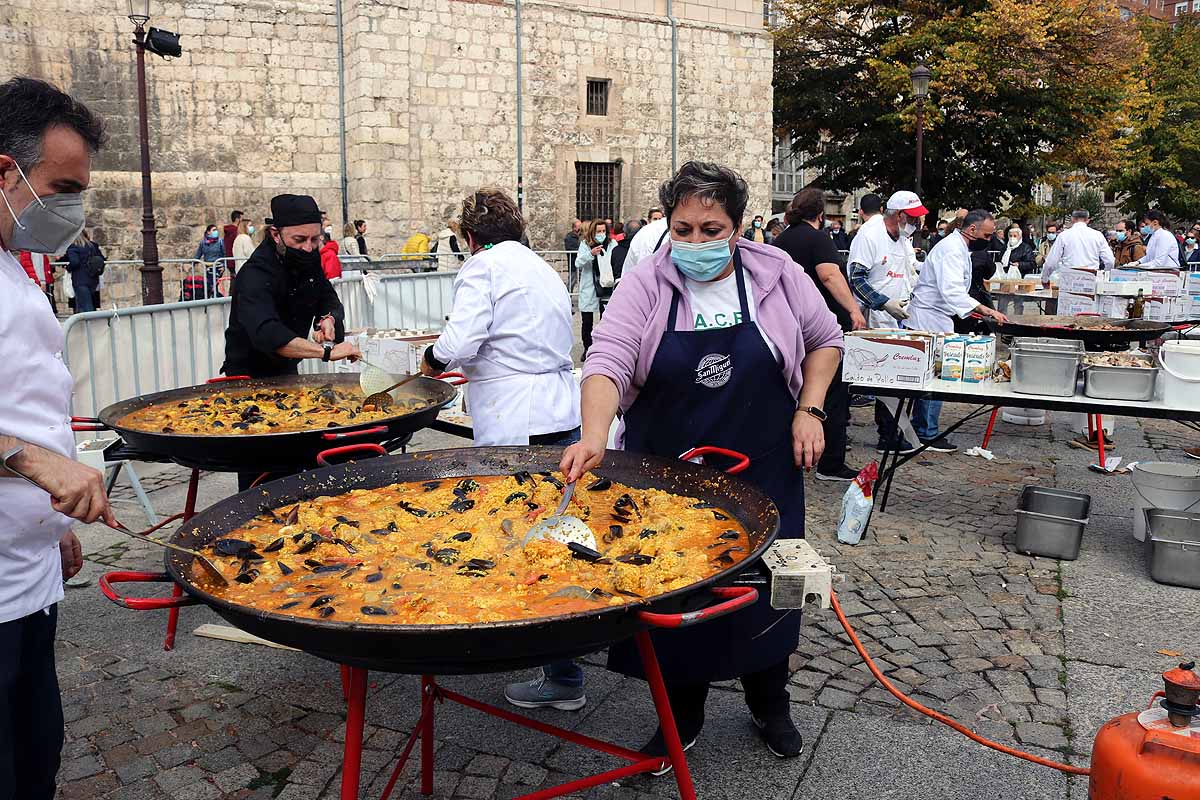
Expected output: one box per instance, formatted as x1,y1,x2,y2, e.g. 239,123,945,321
55,409,1199,799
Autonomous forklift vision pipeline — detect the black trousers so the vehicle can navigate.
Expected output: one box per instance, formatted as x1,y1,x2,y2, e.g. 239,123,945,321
581,308,602,355
816,361,849,473
659,658,792,738
0,606,63,800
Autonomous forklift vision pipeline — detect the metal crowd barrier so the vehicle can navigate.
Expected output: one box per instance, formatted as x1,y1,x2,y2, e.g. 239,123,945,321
61,271,456,417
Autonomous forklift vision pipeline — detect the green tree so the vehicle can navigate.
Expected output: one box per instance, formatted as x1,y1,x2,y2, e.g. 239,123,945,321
773,0,1141,214
1108,16,1200,222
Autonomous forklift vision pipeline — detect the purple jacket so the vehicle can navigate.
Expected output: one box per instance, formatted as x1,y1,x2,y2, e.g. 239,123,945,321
583,239,844,413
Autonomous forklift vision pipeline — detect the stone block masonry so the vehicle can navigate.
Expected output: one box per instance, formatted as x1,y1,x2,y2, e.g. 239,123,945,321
2,0,772,259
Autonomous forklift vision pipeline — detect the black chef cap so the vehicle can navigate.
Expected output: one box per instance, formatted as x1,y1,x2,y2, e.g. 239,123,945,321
265,194,322,228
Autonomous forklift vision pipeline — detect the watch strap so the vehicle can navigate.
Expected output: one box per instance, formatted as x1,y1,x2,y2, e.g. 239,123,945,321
322,343,333,362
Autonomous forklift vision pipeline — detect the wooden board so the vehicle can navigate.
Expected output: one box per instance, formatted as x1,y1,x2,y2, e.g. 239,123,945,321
192,624,298,652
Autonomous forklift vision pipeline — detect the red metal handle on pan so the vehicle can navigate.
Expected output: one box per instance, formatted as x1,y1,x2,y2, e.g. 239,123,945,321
1147,690,1166,709
637,586,758,629
100,571,198,610
315,443,387,467
70,415,108,432
435,371,467,386
206,375,251,383
678,446,750,475
322,425,388,441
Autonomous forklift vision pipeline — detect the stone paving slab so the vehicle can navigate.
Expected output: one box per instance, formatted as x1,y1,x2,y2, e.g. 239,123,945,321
52,406,1200,799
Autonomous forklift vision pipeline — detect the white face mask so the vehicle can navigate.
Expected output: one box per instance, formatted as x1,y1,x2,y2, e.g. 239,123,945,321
900,222,916,237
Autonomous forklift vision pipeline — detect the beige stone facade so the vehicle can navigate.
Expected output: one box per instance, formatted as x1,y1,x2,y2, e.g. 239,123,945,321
2,0,773,260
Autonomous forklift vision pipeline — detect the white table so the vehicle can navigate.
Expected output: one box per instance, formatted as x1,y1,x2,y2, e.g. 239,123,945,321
852,378,1200,512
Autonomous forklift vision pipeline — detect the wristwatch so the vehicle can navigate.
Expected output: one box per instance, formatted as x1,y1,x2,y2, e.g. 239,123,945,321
322,343,333,362
800,405,828,422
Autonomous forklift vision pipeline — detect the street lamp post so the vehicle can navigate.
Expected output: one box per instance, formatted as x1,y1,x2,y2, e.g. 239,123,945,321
128,0,163,305
910,63,931,198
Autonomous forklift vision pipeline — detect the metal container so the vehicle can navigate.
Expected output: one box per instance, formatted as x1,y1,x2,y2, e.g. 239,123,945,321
1010,345,1082,396
1143,509,1200,589
1083,354,1159,402
1014,486,1090,560
1012,338,1085,354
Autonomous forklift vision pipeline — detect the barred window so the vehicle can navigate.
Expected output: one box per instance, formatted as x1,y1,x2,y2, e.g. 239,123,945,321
575,162,621,222
585,79,610,116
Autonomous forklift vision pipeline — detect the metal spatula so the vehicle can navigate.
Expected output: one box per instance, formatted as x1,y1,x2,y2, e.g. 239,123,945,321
363,373,422,409
523,480,597,550
1,446,228,586
357,357,396,398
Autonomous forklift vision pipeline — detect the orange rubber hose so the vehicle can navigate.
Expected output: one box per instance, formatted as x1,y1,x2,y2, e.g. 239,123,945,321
830,591,1090,776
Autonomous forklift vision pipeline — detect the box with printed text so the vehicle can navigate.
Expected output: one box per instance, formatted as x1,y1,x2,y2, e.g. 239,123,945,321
843,330,937,388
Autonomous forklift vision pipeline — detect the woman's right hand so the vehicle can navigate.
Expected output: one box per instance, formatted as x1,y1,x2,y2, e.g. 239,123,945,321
561,433,606,483
329,342,362,362
590,246,604,256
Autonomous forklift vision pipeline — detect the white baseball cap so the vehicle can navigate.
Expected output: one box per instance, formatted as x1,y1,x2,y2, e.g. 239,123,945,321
886,191,930,217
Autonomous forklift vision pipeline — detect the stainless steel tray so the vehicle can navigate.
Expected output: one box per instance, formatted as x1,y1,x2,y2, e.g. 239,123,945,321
1144,508,1200,589
1011,349,1081,396
1014,486,1090,560
1083,355,1158,402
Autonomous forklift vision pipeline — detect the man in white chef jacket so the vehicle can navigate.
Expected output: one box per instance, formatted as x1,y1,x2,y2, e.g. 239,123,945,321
905,209,1009,453
1130,209,1181,268
1040,209,1115,286
0,76,113,800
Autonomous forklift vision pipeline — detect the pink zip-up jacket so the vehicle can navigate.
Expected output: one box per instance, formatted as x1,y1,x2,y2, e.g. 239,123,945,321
582,239,844,414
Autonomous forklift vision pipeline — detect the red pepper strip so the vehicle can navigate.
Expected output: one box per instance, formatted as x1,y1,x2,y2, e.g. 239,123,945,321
523,505,544,523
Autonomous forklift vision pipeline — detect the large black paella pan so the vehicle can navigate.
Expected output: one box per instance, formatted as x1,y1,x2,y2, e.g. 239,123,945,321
116,446,780,675
87,373,458,473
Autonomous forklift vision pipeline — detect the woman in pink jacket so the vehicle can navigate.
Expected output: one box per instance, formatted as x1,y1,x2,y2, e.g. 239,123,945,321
553,161,845,766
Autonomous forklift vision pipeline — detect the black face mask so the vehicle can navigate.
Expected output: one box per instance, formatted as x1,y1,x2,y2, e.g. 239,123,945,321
276,239,321,271
966,235,991,253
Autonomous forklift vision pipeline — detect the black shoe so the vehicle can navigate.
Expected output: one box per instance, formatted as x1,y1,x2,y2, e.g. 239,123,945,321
750,710,804,758
875,439,918,455
641,727,699,777
919,435,958,453
850,394,874,407
815,465,858,482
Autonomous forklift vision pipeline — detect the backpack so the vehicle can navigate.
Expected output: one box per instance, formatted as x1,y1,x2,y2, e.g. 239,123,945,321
86,244,106,278
400,233,431,262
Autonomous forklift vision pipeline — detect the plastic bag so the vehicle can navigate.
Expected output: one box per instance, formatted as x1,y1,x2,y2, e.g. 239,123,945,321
836,461,879,545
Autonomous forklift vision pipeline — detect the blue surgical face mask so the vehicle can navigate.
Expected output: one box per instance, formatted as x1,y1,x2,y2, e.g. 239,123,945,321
595,232,606,244
1140,225,1153,237
1047,233,1057,242
1116,231,1127,242
670,231,736,281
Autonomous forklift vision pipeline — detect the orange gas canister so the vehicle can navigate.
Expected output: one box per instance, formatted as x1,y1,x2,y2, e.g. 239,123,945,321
1089,662,1200,800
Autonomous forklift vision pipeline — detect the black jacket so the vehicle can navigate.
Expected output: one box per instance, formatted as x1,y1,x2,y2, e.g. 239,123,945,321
829,228,850,251
222,238,345,378
1004,241,1038,276
65,242,103,289
954,234,1004,333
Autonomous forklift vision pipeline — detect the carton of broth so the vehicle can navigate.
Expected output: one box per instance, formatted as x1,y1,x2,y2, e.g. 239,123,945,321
963,336,996,383
940,336,967,381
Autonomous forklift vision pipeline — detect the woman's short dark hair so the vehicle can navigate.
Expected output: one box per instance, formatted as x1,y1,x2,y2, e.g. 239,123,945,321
1143,209,1166,225
785,187,825,226
658,161,749,227
460,187,525,248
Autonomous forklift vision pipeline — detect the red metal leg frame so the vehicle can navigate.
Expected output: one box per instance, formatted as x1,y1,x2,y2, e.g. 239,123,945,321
163,468,202,651
981,407,1000,450
1095,414,1107,469
359,633,696,800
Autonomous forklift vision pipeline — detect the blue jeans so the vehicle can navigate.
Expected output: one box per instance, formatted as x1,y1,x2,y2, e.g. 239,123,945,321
912,398,942,442
73,283,96,312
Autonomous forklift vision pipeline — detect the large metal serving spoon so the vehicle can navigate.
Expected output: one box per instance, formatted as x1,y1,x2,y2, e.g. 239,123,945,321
1,446,228,586
363,374,422,410
522,480,597,550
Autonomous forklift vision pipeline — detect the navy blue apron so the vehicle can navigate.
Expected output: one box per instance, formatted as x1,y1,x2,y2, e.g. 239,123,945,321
607,252,805,683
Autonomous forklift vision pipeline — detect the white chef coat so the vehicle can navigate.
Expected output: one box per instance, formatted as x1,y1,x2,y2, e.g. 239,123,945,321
847,215,916,329
431,240,580,446
1041,221,1114,282
906,232,977,334
1140,228,1180,268
626,218,669,271
0,248,75,624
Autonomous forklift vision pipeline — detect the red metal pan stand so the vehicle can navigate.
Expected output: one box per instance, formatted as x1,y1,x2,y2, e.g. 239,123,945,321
337,586,758,800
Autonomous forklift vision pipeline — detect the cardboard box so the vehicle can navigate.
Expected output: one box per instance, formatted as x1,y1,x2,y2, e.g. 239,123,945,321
1059,268,1099,296
1109,268,1184,297
843,330,937,388
361,330,440,375
1145,296,1188,322
963,336,996,383
1095,279,1154,297
1057,291,1098,316
1187,294,1200,319
1187,272,1200,293
1096,295,1132,320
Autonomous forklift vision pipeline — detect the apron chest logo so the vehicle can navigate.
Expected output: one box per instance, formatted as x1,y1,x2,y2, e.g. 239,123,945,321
695,353,733,388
